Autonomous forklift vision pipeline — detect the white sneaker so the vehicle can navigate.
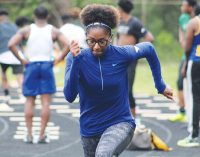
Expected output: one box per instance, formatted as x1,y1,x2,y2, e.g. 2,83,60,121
4,95,10,104
23,134,33,144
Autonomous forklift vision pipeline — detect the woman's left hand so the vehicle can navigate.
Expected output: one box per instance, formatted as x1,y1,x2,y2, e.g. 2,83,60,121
162,85,174,100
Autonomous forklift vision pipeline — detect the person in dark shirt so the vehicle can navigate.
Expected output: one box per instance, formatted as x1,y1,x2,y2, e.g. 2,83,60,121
117,0,154,118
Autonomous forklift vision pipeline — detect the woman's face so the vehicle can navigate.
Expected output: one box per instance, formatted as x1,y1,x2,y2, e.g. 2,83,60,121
86,27,111,57
181,1,190,14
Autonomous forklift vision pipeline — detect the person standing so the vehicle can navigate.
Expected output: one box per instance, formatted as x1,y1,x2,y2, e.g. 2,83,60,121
0,9,24,103
116,0,154,117
64,4,173,156
169,0,196,123
177,3,200,148
15,16,30,28
8,6,69,143
60,7,88,49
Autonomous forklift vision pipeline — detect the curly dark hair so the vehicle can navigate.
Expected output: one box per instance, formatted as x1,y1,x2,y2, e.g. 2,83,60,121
80,4,120,29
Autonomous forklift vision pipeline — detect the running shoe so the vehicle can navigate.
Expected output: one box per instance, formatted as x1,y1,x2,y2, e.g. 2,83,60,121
3,95,10,104
169,113,186,122
23,134,33,144
37,134,50,144
177,136,199,147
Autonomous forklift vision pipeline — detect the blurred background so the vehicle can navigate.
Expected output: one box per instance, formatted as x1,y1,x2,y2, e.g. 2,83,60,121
0,0,193,94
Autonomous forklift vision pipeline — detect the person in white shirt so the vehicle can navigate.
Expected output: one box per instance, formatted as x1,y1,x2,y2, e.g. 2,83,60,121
60,7,87,49
8,6,69,144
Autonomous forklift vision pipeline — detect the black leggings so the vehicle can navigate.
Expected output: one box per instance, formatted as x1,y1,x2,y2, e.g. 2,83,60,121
189,61,200,138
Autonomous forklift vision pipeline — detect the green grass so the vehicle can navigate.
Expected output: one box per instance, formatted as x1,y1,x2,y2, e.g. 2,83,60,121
134,60,178,95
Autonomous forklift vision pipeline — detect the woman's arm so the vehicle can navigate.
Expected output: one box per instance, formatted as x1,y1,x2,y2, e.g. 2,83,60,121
63,40,82,103
8,26,29,65
128,42,173,99
63,53,80,102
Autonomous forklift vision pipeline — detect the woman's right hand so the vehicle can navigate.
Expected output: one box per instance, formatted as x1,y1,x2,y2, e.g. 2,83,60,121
70,40,81,57
162,85,174,100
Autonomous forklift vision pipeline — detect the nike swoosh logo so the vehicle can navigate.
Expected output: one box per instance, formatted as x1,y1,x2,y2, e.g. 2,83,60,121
112,63,117,67
134,46,140,53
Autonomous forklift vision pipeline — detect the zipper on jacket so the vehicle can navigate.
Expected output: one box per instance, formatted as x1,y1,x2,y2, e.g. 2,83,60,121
98,58,104,91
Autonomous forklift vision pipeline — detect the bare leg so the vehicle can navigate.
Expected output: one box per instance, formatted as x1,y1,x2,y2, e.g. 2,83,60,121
15,73,23,88
169,90,186,122
178,90,185,109
1,71,9,95
25,96,36,137
39,94,51,138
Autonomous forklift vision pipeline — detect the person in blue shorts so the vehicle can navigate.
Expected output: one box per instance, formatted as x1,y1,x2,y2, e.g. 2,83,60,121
8,6,69,144
64,4,173,157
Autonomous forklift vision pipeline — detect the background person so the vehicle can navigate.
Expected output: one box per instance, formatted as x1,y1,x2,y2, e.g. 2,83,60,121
8,6,69,144
116,0,154,118
60,7,87,49
0,8,24,103
177,3,200,148
169,0,197,123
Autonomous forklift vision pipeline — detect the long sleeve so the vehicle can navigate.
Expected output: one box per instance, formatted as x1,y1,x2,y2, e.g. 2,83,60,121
63,52,80,102
128,42,166,93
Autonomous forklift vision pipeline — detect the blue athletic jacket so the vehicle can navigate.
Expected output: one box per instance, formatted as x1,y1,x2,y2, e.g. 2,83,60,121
64,42,166,137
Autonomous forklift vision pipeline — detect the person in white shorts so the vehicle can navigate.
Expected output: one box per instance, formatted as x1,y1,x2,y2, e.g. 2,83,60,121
0,9,24,102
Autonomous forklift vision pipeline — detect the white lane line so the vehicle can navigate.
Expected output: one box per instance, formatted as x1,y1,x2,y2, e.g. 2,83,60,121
145,103,176,108
17,126,60,131
19,122,55,126
56,109,80,114
0,117,9,136
36,105,69,110
14,134,59,140
0,103,14,111
169,105,179,110
16,130,59,135
0,112,24,116
54,92,64,97
136,99,152,104
141,113,176,118
135,94,151,98
8,99,25,105
72,113,80,118
137,108,161,114
10,117,41,121
52,98,67,102
50,105,69,109
152,96,170,101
